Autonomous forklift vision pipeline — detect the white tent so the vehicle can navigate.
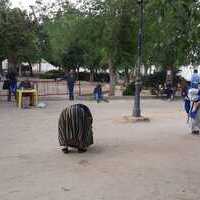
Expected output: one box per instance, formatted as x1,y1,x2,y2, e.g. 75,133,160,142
32,59,57,72
2,59,57,73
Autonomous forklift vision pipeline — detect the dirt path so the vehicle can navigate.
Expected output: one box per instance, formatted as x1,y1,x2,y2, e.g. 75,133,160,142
0,99,200,200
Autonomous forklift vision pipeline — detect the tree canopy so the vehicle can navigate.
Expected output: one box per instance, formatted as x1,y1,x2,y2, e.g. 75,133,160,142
0,2,40,72
0,0,199,88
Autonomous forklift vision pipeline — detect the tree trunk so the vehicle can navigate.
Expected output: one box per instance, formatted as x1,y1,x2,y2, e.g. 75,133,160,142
108,58,116,96
124,67,130,85
130,68,136,82
166,65,173,85
144,64,148,76
29,62,33,77
0,59,3,75
38,59,42,72
76,67,80,81
8,56,17,73
18,64,22,77
90,68,94,82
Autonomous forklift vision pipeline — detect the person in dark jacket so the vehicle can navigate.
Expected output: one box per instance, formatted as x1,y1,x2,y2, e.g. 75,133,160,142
63,70,76,100
6,71,17,102
93,84,109,103
93,84,102,103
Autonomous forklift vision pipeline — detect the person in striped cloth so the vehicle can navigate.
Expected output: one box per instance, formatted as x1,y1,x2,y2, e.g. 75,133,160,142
58,104,94,153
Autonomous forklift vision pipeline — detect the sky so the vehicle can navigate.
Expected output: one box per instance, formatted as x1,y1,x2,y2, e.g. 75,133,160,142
11,0,37,10
11,0,77,11
11,0,62,11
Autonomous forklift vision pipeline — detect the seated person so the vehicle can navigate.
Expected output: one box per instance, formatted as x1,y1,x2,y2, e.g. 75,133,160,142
93,84,108,103
18,78,33,89
18,78,34,108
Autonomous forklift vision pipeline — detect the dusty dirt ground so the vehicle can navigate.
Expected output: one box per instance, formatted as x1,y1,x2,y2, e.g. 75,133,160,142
0,99,200,200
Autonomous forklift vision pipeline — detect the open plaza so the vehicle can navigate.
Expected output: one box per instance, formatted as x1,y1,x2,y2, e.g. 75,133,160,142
1,0,200,199
1,99,200,200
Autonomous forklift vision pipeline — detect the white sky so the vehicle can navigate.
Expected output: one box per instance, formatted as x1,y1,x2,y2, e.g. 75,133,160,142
11,0,77,11
11,0,63,11
11,0,38,10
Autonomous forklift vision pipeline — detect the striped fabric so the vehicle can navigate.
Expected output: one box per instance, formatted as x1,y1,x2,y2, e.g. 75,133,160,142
58,104,93,149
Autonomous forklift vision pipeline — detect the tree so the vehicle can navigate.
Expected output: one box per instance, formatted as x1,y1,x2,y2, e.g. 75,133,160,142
0,6,40,74
43,4,82,68
0,0,10,74
82,0,138,94
144,0,200,74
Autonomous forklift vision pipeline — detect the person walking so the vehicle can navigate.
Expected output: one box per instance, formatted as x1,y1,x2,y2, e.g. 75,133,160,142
63,70,76,100
165,80,173,100
6,71,17,102
93,84,103,103
93,83,109,103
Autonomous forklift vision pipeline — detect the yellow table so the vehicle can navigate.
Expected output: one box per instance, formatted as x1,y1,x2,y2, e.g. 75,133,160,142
16,89,38,109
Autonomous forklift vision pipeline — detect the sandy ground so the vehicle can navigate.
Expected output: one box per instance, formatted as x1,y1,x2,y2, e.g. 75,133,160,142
0,99,200,200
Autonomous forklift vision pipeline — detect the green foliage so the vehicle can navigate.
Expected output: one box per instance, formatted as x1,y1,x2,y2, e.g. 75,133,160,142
142,71,166,89
144,0,200,68
78,72,110,82
0,0,199,79
39,70,64,79
0,4,40,69
122,82,136,96
142,70,180,89
42,0,139,72
43,6,83,68
123,70,182,96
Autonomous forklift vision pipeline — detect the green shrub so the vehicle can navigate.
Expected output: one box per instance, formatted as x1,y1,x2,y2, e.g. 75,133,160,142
78,72,109,82
142,71,166,89
142,70,180,89
39,70,64,79
123,71,180,96
123,82,136,96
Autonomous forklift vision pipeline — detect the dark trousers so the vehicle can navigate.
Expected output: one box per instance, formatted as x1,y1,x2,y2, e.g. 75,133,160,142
68,84,74,100
7,85,17,102
166,88,173,99
94,92,102,103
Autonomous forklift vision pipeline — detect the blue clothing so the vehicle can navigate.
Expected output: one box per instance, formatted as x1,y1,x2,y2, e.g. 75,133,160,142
93,85,103,102
184,99,190,114
18,81,32,89
191,73,200,83
6,72,17,101
62,73,76,100
191,73,200,88
63,74,76,84
94,92,102,102
68,82,75,100
185,87,200,119
10,82,17,93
